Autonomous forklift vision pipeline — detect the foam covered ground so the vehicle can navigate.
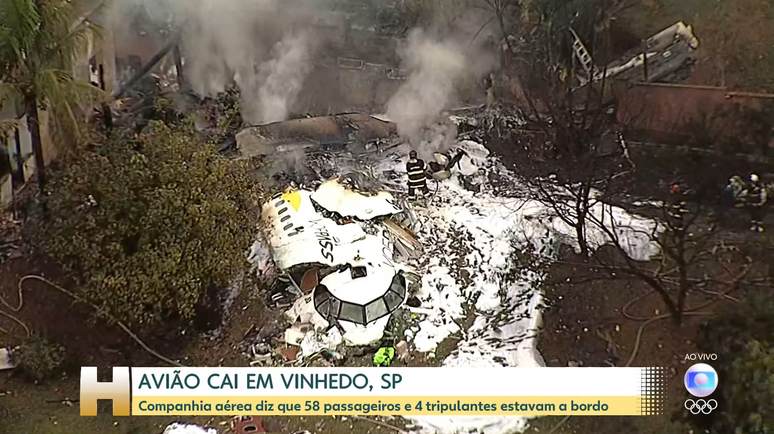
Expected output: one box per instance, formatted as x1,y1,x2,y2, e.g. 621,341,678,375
374,140,660,434
248,137,660,434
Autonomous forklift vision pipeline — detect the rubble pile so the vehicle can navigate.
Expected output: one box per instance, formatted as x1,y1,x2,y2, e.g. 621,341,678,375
246,176,426,366
237,112,661,434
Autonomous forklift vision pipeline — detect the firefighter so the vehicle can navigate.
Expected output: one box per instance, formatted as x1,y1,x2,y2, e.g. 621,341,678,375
743,174,767,232
667,182,689,232
406,150,430,202
710,175,744,231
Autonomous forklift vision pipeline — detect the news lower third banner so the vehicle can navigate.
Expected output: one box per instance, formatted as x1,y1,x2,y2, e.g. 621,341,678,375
80,367,668,417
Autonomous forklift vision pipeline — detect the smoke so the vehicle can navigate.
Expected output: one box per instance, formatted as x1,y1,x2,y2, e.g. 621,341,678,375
254,32,315,124
385,27,496,157
110,0,322,125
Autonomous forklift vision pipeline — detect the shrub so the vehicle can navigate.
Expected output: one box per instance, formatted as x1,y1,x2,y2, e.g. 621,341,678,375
17,332,66,382
698,293,774,357
27,121,259,329
690,294,774,433
724,340,774,434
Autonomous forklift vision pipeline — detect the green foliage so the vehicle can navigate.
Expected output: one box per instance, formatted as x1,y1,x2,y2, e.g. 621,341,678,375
0,0,102,147
215,87,243,133
16,332,66,382
27,121,259,328
692,294,774,434
725,341,774,434
699,293,774,356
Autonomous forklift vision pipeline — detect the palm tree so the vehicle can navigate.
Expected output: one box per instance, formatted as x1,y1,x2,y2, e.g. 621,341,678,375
0,0,100,191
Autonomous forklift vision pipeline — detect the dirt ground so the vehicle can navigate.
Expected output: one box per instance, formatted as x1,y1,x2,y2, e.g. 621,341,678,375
493,138,772,434
524,251,712,434
0,242,761,434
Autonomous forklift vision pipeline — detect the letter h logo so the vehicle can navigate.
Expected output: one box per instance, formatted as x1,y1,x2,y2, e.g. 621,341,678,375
80,367,131,416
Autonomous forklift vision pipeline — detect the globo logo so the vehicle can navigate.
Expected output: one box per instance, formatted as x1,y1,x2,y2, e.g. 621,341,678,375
684,363,718,398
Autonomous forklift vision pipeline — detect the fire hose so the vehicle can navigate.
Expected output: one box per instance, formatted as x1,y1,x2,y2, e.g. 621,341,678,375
428,177,441,206
546,265,748,434
1,275,185,367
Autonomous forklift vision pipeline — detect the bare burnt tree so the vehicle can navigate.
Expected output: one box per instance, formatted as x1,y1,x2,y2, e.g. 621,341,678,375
496,0,762,322
498,0,633,255
582,194,759,324
477,0,519,54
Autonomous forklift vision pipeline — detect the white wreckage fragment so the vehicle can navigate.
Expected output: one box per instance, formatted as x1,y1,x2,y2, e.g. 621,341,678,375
383,219,423,259
162,423,217,434
0,348,16,371
262,189,371,270
262,182,412,348
311,179,402,220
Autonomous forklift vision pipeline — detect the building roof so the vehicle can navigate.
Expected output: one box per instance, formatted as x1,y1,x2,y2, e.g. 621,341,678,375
236,113,397,158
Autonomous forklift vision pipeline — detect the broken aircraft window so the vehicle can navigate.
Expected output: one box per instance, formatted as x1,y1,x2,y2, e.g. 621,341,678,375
312,272,407,325
314,284,332,306
351,266,368,279
328,298,341,317
390,274,407,299
339,302,366,324
317,299,332,317
383,289,403,312
365,298,389,321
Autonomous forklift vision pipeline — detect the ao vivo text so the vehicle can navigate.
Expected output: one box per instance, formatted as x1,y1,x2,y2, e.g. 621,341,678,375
684,353,718,361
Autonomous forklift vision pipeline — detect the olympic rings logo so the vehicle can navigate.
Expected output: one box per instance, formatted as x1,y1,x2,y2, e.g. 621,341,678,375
684,399,718,415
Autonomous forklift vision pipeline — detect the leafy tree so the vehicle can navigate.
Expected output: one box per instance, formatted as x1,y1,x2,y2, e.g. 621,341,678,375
26,121,259,329
699,293,774,363
0,0,100,191
691,294,774,433
724,341,774,434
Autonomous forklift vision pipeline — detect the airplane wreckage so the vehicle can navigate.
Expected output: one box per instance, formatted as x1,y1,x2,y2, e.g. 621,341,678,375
261,181,420,348
243,114,455,350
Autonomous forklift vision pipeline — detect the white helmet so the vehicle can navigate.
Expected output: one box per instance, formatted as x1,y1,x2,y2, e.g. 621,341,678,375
750,174,760,183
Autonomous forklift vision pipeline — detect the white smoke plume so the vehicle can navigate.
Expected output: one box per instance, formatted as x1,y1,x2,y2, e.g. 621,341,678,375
255,32,315,124
109,0,323,125
385,27,496,157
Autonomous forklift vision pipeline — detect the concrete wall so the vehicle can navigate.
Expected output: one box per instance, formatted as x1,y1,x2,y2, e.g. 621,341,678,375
3,0,108,208
1,112,52,169
1,153,35,208
614,82,774,157
73,0,119,94
0,103,50,208
0,104,33,176
615,82,774,136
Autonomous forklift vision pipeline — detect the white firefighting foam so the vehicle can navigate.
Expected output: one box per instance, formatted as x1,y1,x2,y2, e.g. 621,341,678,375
248,136,660,434
375,139,660,434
